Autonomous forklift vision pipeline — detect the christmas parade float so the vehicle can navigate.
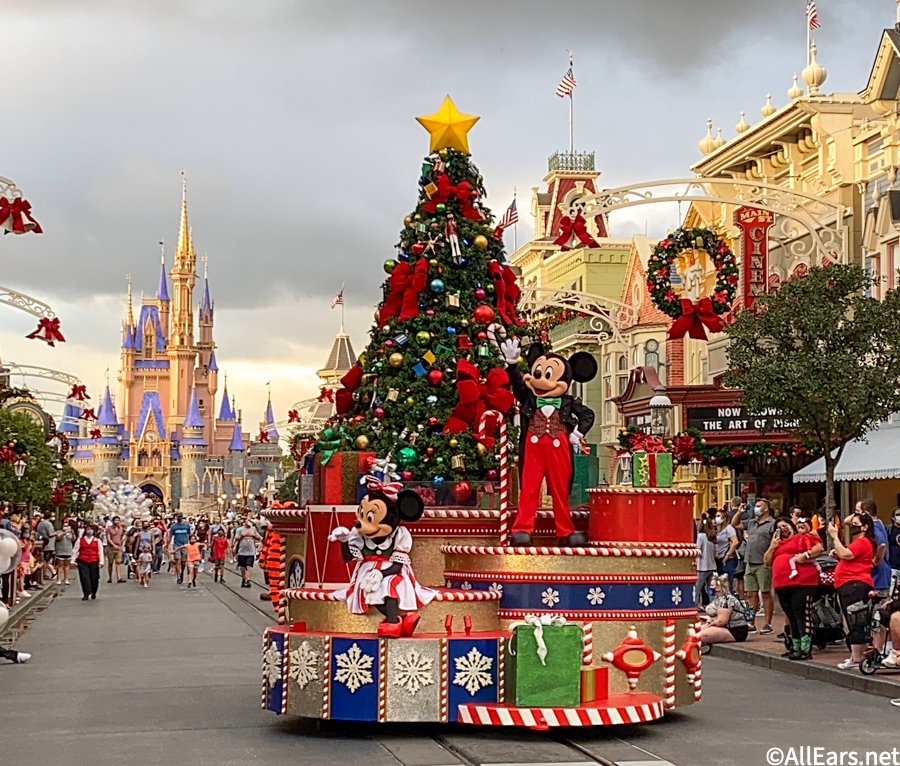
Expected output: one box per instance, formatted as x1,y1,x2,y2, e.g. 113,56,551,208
260,98,701,729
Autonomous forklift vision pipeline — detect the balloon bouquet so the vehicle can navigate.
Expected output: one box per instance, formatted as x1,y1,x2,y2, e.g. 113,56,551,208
90,477,153,522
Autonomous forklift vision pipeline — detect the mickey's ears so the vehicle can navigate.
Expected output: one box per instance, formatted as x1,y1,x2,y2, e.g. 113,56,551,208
569,352,598,383
396,490,425,522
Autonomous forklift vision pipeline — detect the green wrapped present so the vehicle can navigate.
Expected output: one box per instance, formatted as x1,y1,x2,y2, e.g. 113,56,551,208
632,450,673,488
570,451,599,505
506,616,583,707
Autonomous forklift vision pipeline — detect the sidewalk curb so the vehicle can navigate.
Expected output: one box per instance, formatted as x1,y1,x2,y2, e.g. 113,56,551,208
708,642,900,699
1,583,59,644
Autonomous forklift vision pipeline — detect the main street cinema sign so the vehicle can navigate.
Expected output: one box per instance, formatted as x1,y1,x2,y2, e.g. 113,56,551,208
686,405,799,434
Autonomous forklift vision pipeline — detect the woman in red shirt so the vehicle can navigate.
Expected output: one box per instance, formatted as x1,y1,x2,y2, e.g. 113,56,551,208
72,525,105,601
829,512,876,669
765,517,824,660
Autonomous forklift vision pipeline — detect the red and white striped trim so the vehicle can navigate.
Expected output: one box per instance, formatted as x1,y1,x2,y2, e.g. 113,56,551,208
664,619,675,710
281,637,290,714
694,618,702,703
441,544,699,558
440,638,449,722
443,571,697,584
590,541,699,549
500,608,698,621
582,621,593,665
322,635,332,719
281,586,501,602
262,508,309,519
587,486,696,496
260,629,269,710
457,696,664,727
377,638,387,722
275,537,287,624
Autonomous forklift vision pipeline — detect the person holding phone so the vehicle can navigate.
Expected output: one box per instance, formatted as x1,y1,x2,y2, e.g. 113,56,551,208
830,512,876,670
732,498,776,634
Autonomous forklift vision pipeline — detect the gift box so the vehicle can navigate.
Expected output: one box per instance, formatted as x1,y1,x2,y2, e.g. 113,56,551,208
631,450,673,488
313,451,375,505
299,474,314,507
571,449,599,505
580,666,609,704
506,620,583,707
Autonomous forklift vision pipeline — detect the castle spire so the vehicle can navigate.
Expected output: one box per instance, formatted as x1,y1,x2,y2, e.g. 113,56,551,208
176,171,193,265
157,242,170,302
97,385,119,427
200,254,212,317
126,273,134,327
183,387,204,428
229,416,244,451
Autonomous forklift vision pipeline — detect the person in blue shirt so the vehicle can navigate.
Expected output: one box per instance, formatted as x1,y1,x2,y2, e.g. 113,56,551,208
858,500,892,593
166,513,192,585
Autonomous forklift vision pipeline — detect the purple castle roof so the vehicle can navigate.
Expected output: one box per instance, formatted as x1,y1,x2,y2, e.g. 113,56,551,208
183,387,204,428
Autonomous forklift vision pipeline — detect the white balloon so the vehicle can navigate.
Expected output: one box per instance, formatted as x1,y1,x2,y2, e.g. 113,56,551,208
0,604,8,630
0,555,11,576
0,537,18,558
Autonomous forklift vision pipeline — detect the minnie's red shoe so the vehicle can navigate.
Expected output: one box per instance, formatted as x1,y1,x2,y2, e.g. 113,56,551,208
401,612,421,636
377,619,403,638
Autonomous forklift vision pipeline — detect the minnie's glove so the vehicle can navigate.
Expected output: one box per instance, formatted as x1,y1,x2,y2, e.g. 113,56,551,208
328,526,352,543
359,568,384,594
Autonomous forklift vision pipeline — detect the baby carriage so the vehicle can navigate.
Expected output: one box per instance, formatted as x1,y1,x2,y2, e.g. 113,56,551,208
783,554,846,652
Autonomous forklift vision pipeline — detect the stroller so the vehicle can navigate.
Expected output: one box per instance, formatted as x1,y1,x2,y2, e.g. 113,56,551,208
783,554,846,652
858,575,899,675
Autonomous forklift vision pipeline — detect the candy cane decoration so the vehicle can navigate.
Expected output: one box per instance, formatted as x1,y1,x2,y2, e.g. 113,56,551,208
322,635,332,719
261,629,270,710
440,638,449,723
498,639,506,703
693,618,702,702
377,638,388,722
486,322,507,350
275,536,287,623
582,621,593,665
281,638,290,714
664,619,676,709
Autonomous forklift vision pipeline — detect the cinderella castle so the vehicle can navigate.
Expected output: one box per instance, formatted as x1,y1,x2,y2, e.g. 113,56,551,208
66,178,283,514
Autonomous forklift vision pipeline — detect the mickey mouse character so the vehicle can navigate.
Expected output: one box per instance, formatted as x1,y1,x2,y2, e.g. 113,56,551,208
500,338,597,546
329,476,437,637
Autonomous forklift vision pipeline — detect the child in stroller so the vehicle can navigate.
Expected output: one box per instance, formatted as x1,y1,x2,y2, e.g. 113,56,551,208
783,553,846,652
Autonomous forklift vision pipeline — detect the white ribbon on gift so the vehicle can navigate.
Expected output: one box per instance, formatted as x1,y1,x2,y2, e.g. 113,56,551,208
364,455,401,483
508,613,570,666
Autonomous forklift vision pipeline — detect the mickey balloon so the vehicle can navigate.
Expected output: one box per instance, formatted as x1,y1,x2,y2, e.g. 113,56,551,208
500,338,597,546
329,476,436,637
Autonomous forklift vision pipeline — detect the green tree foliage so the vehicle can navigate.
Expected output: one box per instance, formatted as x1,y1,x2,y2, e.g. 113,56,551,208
278,470,299,503
724,264,900,516
0,409,59,508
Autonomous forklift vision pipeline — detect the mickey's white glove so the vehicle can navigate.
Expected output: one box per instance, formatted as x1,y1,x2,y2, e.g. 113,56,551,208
328,526,353,543
359,568,384,594
569,429,584,447
500,338,521,365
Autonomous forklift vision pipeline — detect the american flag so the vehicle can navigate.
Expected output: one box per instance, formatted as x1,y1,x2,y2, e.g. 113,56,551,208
330,288,343,309
497,199,519,231
806,0,820,30
556,68,577,98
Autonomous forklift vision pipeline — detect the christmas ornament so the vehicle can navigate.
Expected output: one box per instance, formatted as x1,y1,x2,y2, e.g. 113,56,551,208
436,202,446,213
446,326,456,334
412,361,427,376
415,330,431,345
451,454,466,473
374,407,385,419
384,339,394,348
415,95,480,154
386,389,399,401
448,438,459,448
486,468,498,480
398,446,418,466
355,435,371,449
384,259,397,273
472,304,494,324
602,626,661,692
451,481,472,502
427,416,438,426
425,446,435,456
474,287,486,300
430,278,445,294
426,395,438,404
0,197,42,235
427,369,444,386
394,333,409,346
445,294,460,309
425,309,435,316
421,350,436,364
476,330,487,340
411,242,425,256
401,470,413,481
389,353,404,367
474,234,489,250
475,443,489,457
404,215,413,227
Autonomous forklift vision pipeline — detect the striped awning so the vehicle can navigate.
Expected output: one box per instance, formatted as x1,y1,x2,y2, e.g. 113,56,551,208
793,422,900,483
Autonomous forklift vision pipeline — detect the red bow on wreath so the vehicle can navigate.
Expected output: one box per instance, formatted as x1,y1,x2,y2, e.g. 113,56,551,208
422,174,482,220
316,389,335,403
443,358,514,443
379,258,429,322
26,317,65,346
553,214,599,251
81,408,97,421
668,298,724,341
488,260,520,324
334,363,363,416
68,384,89,401
0,197,42,235
287,409,300,422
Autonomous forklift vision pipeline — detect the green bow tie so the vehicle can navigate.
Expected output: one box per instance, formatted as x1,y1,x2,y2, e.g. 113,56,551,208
536,396,562,409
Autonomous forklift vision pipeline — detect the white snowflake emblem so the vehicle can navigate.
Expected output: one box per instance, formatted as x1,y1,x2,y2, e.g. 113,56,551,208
288,641,320,690
489,582,503,596
287,560,305,588
334,642,374,693
460,581,472,590
541,587,560,607
671,587,683,606
638,587,655,607
392,649,435,695
453,647,494,696
262,641,283,687
587,586,606,606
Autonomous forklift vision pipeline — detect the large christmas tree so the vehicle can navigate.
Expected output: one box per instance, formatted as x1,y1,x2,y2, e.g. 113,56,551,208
329,96,531,482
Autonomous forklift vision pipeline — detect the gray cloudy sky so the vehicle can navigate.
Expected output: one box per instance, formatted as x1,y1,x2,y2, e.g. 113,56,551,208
0,0,890,425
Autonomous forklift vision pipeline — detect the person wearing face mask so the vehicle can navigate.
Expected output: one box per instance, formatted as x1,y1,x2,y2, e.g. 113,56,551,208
885,506,900,580
829,512,876,669
54,524,76,585
233,518,261,588
732,498,776,634
72,524,105,601
713,508,739,591
694,514,717,608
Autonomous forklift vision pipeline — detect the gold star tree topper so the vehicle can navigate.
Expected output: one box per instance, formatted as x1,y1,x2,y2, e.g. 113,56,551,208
416,95,480,154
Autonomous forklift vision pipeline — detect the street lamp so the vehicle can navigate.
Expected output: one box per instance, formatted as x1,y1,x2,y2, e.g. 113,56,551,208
13,456,27,480
648,386,673,438
689,457,704,477
51,462,62,490
618,452,633,484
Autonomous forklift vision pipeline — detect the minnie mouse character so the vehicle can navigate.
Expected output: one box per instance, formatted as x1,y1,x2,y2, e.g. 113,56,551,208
500,338,597,546
329,476,437,637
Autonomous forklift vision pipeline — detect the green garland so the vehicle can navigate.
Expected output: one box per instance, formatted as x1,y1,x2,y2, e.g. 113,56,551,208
646,227,738,317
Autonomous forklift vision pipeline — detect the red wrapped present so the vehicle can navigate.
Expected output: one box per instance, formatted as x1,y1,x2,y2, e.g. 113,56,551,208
313,451,375,505
580,666,609,704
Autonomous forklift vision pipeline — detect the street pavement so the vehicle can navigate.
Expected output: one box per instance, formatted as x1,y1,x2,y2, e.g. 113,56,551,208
3,569,900,766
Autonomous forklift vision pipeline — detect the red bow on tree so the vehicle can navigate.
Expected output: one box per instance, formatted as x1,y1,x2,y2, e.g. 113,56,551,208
51,488,66,506
89,428,102,440
553,214,599,251
488,260,520,324
379,258,429,322
258,430,270,443
316,389,335,403
668,297,724,341
0,197,42,235
26,317,65,346
287,409,300,422
673,433,702,463
68,384,89,401
81,408,97,421
335,363,363,416
0,443,17,463
422,174,482,220
443,359,514,442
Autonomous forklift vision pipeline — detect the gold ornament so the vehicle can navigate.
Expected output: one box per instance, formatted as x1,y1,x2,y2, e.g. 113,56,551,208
355,435,371,449
445,294,460,309
389,352,404,368
386,388,399,402
404,215,413,227
416,95,480,154
448,438,459,448
475,442,488,457
474,234,489,250
451,454,466,473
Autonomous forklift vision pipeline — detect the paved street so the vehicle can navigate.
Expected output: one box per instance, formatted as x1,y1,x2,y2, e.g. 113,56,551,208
3,573,900,766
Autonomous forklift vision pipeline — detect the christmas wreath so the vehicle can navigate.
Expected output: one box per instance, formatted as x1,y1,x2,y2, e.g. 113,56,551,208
646,227,738,340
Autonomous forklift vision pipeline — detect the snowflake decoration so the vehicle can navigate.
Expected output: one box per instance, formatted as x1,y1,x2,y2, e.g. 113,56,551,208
587,586,606,606
287,560,305,588
671,587,683,606
460,581,472,590
392,649,435,695
489,582,503,596
334,642,374,693
262,641,283,687
541,587,560,607
638,587,655,607
453,647,494,696
288,641,320,690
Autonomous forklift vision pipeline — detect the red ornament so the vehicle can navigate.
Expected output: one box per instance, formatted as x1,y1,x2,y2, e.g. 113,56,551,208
451,481,472,503
427,369,444,386
411,242,425,256
486,468,498,480
602,626,661,691
472,304,494,324
474,287,486,300
377,348,385,354
351,414,366,424
476,331,487,340
374,407,385,419
427,416,438,426
401,470,413,481
426,309,435,316
425,446,435,456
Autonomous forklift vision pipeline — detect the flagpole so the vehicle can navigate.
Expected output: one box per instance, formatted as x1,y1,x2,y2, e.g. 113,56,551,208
807,8,811,67
340,282,345,334
568,50,575,153
513,188,518,252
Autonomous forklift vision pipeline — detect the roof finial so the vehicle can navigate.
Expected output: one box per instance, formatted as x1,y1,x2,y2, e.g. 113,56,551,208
203,253,208,280
125,273,134,326
802,42,827,96
761,94,776,117
788,73,804,100
698,118,717,155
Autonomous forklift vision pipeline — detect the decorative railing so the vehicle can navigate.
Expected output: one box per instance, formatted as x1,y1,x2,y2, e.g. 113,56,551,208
548,151,595,173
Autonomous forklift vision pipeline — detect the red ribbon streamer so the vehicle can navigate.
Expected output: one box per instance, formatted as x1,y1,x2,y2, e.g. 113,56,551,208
258,430,270,443
26,317,65,346
422,174,482,220
668,297,724,341
553,213,599,251
488,260,520,325
0,197,43,235
443,359,514,444
379,258,429,322
334,364,363,416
